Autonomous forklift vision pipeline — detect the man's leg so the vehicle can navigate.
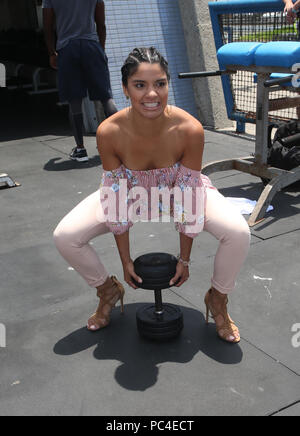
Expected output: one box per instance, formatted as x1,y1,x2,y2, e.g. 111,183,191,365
82,41,117,121
57,41,88,161
102,98,118,118
68,99,89,162
69,99,84,149
94,99,118,125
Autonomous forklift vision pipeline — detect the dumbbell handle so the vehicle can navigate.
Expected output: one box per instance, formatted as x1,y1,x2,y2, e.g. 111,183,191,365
154,289,164,316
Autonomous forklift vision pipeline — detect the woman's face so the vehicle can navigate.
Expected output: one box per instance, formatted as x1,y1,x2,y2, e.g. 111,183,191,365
123,62,169,119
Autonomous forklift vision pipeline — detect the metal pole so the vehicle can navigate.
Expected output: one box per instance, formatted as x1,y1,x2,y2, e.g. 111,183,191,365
255,73,270,165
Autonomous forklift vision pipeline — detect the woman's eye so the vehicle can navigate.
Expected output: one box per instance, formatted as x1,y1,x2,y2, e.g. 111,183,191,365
134,82,166,89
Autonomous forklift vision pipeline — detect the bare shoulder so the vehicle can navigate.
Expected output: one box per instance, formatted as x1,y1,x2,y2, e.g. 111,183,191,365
96,109,127,143
170,105,204,139
169,106,204,170
96,109,128,170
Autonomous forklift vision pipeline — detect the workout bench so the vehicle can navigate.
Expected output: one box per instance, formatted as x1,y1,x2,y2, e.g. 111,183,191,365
179,41,300,226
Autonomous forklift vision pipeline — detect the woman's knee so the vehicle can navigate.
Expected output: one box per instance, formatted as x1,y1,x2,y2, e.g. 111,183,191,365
53,221,76,250
53,222,64,248
228,218,251,249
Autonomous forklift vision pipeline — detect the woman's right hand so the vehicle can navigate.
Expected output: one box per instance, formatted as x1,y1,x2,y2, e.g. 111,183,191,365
122,260,143,289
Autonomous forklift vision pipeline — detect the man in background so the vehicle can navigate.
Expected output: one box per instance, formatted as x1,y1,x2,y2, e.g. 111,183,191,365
43,0,117,162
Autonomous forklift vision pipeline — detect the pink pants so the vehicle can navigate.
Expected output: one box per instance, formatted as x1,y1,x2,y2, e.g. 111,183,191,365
53,188,251,294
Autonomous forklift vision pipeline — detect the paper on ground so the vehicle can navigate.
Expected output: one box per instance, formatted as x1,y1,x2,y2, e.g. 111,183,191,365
226,197,273,215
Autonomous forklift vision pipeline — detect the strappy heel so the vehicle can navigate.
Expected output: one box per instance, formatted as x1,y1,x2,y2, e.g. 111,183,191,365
87,275,125,331
204,288,240,344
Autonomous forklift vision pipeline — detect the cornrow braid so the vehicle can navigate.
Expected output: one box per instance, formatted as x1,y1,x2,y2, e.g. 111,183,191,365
121,47,170,86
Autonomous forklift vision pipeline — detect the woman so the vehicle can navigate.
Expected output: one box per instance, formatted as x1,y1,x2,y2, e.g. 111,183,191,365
54,47,251,344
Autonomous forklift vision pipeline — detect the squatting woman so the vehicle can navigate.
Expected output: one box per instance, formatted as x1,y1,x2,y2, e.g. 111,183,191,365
54,47,251,343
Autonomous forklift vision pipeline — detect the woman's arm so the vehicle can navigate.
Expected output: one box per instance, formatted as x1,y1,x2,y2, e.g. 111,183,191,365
97,122,142,288
180,121,205,171
114,231,131,265
180,121,204,255
114,232,142,289
170,120,205,287
96,121,121,170
179,232,193,263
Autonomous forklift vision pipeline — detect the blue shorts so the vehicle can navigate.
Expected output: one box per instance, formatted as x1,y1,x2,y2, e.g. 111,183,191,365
57,39,113,103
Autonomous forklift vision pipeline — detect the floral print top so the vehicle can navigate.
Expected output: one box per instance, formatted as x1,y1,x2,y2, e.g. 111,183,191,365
99,161,216,238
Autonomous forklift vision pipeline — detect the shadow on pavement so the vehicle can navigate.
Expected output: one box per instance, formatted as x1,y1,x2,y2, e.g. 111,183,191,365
219,182,300,224
53,303,243,391
43,155,101,171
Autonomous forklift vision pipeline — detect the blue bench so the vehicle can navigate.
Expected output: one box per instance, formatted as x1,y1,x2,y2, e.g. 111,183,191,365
204,41,300,225
217,41,300,70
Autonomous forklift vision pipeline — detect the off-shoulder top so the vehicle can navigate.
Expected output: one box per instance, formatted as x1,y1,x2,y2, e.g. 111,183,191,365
99,161,216,239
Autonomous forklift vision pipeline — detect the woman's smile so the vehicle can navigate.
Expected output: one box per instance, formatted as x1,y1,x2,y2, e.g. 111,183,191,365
141,102,161,110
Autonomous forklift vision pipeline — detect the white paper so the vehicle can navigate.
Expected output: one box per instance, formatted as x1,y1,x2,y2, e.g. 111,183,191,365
226,197,273,215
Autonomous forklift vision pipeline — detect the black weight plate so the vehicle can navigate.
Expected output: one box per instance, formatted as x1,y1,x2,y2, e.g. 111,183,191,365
134,253,177,269
136,317,182,329
136,304,183,325
133,279,180,290
137,326,183,341
137,314,183,329
133,253,178,290
137,315,183,329
137,318,183,334
136,304,183,328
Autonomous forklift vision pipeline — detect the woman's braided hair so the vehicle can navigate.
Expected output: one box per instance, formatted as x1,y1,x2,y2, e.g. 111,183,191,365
121,47,170,86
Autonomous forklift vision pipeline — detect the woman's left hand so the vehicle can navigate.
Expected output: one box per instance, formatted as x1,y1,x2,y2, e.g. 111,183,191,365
169,262,189,287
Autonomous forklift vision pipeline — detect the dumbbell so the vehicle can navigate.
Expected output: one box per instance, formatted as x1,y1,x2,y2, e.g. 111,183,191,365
132,253,183,341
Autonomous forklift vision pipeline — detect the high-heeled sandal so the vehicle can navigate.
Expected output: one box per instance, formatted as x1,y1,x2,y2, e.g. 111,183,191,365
204,288,240,344
87,275,125,331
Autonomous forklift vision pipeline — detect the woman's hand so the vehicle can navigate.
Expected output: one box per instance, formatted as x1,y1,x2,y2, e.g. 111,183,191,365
169,261,189,287
122,260,143,289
